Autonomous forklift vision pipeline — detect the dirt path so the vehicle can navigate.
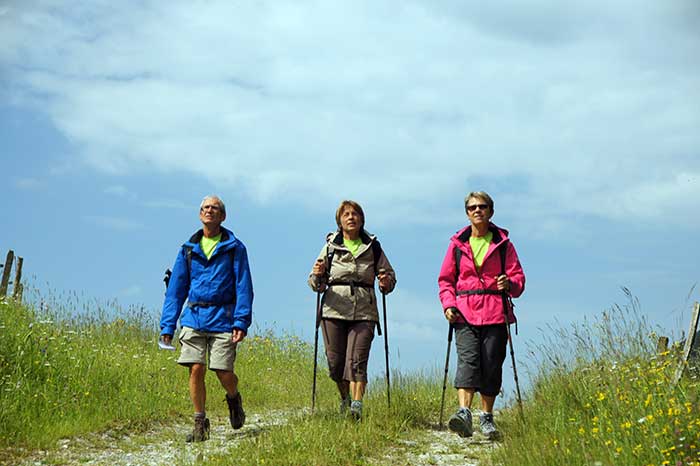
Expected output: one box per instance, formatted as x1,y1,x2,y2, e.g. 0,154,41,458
376,423,499,466
8,411,497,466
9,410,290,466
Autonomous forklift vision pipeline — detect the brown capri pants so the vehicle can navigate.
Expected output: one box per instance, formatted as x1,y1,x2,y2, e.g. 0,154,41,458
321,318,375,383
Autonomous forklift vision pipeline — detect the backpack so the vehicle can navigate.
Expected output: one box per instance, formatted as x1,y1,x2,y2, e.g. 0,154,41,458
454,240,516,330
325,236,383,277
183,245,235,276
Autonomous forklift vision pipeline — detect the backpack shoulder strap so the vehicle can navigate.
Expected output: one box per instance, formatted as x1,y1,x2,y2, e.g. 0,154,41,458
499,242,507,275
325,241,335,279
499,240,516,331
371,239,382,275
454,246,462,281
184,245,193,275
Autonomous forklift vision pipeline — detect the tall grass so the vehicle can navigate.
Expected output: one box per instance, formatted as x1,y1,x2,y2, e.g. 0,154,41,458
0,293,443,465
493,295,700,466
0,292,332,449
6,286,697,465
0,297,190,448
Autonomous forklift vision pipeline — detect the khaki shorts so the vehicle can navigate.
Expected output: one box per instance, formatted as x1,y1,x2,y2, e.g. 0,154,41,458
177,326,237,372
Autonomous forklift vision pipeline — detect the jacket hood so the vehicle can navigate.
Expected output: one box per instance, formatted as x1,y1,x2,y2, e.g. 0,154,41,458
451,222,510,249
184,226,239,255
326,229,376,247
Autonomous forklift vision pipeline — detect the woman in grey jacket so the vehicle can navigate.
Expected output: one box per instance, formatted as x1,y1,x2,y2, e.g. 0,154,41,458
308,200,396,420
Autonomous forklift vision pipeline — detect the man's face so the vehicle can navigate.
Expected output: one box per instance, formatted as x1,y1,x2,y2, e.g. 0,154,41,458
199,199,225,227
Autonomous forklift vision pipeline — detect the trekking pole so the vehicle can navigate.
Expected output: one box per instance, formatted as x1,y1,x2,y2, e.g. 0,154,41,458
381,290,391,408
503,295,525,421
311,289,322,413
439,324,454,429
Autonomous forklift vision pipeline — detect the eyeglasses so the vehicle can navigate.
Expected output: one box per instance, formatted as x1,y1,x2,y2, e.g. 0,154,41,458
467,204,489,212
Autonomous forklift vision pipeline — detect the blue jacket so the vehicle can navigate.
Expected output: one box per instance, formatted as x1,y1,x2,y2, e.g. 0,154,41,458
160,227,253,336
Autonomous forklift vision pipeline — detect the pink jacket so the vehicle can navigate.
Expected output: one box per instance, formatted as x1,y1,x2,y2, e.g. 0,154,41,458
438,223,525,326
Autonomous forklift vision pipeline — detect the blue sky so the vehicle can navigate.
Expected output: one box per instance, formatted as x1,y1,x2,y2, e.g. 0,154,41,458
1,1,699,396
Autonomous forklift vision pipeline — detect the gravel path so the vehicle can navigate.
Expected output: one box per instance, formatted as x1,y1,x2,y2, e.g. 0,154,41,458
375,422,499,466
9,410,290,466
7,410,498,466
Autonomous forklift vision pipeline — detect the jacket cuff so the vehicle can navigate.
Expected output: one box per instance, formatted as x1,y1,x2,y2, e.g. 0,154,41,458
233,320,249,334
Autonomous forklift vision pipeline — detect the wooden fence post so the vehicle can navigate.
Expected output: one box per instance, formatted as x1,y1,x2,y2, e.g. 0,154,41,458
0,250,14,298
13,256,23,302
673,302,700,385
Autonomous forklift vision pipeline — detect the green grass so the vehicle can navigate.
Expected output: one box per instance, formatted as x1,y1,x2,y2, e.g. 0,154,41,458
0,297,190,448
3,289,699,465
0,293,333,445
0,294,443,465
492,295,700,466
203,371,444,466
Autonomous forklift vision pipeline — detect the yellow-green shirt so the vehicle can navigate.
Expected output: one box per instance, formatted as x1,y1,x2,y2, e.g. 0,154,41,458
469,231,493,269
200,233,222,260
343,237,363,257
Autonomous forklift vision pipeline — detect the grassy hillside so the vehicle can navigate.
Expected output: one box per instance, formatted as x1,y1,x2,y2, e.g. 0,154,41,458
0,296,440,465
492,298,700,466
1,293,698,465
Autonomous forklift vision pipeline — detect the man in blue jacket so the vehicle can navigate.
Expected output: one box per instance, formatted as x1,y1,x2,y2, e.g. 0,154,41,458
160,195,254,442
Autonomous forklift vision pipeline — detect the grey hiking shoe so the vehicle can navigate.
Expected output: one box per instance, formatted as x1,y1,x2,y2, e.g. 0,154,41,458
226,392,246,430
479,412,499,440
349,400,363,420
185,417,210,442
448,407,473,438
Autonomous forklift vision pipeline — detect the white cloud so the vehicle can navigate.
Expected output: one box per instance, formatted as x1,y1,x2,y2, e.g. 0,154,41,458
2,1,699,228
14,177,43,190
386,288,445,343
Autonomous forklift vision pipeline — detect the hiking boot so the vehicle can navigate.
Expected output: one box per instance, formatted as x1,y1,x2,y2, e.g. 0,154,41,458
185,417,210,442
349,400,363,421
226,392,246,430
479,412,499,440
448,407,473,438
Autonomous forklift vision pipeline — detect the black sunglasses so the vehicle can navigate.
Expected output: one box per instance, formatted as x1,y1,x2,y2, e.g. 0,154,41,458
467,204,489,212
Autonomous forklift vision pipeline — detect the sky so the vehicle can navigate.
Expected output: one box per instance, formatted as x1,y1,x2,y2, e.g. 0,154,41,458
1,0,699,398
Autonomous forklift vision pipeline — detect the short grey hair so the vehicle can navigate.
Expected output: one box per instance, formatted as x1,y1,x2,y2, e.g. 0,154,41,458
464,191,494,214
200,195,226,216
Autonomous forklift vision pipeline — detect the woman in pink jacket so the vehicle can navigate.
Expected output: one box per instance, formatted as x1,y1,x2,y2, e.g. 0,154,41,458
438,191,525,440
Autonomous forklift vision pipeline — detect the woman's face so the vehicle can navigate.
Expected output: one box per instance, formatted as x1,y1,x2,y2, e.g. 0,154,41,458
340,206,362,235
466,196,492,228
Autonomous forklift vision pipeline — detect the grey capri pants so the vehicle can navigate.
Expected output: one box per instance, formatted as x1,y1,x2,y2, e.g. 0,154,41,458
321,318,375,383
454,322,508,397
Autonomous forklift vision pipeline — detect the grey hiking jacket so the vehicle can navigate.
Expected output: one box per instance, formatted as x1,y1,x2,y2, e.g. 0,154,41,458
308,230,396,322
